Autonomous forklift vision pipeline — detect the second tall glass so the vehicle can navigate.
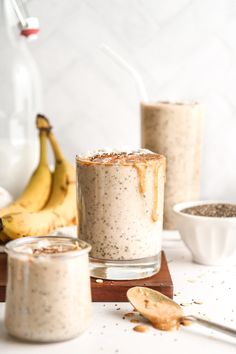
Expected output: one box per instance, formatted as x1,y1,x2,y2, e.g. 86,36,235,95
141,101,203,230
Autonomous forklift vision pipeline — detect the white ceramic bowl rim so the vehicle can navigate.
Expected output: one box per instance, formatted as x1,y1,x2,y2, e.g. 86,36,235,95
173,200,236,221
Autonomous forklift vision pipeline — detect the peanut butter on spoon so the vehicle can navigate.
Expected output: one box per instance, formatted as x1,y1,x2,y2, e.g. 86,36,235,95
127,287,236,337
127,287,185,331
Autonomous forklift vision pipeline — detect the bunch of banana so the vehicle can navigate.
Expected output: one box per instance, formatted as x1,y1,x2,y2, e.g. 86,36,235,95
0,129,52,217
0,127,52,242
0,115,77,240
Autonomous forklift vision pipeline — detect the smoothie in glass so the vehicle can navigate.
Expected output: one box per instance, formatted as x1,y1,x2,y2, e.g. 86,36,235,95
141,102,203,230
76,149,166,280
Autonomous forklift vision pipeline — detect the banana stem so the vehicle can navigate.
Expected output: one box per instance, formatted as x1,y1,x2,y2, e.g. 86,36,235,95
48,131,64,163
39,130,48,165
36,113,64,164
36,114,52,130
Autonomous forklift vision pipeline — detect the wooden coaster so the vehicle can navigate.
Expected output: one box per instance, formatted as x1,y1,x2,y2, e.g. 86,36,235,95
0,251,173,302
91,251,173,301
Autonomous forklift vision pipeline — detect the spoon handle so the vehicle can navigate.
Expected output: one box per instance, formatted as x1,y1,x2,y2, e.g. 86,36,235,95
184,315,236,338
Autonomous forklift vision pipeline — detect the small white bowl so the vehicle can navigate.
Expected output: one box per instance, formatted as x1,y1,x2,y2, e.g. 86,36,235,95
173,200,236,266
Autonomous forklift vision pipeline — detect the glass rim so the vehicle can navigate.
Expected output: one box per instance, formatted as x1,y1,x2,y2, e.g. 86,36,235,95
5,236,91,259
76,149,165,166
141,100,200,106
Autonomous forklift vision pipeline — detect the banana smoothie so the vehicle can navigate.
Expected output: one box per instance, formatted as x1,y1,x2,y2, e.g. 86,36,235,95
4,237,92,342
76,149,166,279
141,102,203,230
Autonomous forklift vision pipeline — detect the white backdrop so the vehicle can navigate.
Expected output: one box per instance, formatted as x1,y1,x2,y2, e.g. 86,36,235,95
28,0,236,200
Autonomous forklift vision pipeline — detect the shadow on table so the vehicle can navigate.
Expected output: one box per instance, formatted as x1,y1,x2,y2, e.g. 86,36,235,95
0,318,32,345
105,307,155,326
0,319,63,346
105,308,236,346
182,323,236,346
0,319,14,342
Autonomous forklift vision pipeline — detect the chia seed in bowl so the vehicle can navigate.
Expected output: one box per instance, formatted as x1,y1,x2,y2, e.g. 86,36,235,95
173,200,236,265
182,203,236,218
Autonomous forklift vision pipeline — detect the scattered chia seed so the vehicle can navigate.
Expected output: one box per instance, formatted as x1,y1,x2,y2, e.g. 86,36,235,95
180,302,191,307
193,300,203,305
182,203,236,217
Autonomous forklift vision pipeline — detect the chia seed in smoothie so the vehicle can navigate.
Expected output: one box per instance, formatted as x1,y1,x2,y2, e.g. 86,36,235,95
141,102,203,230
4,237,92,342
76,149,166,261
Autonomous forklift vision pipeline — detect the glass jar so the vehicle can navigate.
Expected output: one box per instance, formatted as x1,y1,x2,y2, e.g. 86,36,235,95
0,0,42,197
76,149,166,280
4,236,92,342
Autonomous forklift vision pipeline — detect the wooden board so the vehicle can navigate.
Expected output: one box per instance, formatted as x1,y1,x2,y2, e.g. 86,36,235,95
91,252,173,301
0,252,7,303
0,251,173,302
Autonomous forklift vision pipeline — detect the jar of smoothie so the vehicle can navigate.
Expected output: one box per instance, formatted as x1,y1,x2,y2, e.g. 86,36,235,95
4,236,92,342
141,102,203,230
76,149,166,280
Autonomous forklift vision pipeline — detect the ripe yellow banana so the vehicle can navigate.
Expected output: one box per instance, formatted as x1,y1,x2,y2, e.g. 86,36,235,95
0,130,52,217
0,126,77,239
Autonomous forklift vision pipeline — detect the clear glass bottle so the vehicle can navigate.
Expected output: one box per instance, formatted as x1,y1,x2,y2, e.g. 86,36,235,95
0,0,42,197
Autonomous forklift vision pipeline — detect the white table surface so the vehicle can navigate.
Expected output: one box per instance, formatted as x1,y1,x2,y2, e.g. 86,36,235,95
0,231,236,354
